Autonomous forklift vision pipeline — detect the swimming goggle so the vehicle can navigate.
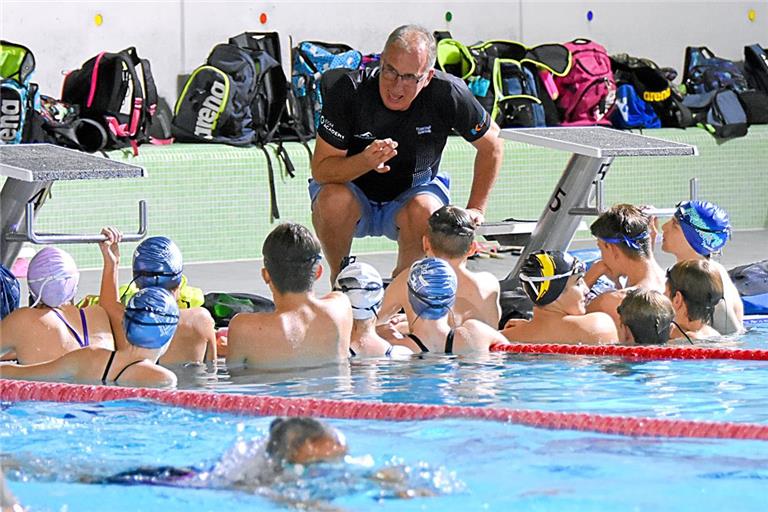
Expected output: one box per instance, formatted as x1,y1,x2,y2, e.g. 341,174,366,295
598,231,649,251
519,259,586,298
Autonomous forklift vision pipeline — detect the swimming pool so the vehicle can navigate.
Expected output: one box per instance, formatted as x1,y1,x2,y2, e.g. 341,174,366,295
2,323,767,511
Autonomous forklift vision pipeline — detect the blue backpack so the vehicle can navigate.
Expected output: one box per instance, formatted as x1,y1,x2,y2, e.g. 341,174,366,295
683,46,749,94
0,40,36,144
611,83,661,129
291,41,362,136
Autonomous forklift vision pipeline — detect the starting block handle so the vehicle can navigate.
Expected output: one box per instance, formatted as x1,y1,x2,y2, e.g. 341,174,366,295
5,200,147,244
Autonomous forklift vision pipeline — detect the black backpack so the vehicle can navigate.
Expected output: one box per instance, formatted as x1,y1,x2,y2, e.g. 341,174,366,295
744,44,768,94
62,47,160,154
173,43,258,146
682,46,749,95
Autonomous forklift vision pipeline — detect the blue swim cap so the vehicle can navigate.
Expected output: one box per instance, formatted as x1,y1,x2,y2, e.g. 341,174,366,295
1,263,20,319
132,237,183,290
123,287,180,349
407,258,457,320
674,201,731,256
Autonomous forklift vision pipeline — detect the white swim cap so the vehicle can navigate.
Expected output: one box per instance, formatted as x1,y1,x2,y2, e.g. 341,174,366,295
334,261,384,320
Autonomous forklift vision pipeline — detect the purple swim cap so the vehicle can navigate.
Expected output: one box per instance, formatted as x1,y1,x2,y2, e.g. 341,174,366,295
27,247,79,307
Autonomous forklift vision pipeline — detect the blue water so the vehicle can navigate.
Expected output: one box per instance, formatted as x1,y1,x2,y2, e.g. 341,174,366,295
2,323,767,511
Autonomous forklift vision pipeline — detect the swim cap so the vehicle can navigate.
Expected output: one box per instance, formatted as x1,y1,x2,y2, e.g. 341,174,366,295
1,263,20,319
674,201,731,256
123,287,180,349
407,258,457,320
132,236,183,290
27,247,79,308
519,251,585,306
334,261,384,320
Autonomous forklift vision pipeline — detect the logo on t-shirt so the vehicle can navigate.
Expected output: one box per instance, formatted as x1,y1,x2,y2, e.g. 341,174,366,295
319,115,345,143
416,125,432,135
354,131,375,139
470,111,490,136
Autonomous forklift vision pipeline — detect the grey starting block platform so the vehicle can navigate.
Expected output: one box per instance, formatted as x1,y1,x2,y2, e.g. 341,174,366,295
475,127,698,286
0,144,147,268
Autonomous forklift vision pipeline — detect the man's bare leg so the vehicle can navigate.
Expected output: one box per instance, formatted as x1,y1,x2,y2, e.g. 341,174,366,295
393,194,443,278
312,184,362,284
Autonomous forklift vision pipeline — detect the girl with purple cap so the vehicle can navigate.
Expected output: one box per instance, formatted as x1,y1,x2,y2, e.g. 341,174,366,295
661,200,744,334
0,246,115,364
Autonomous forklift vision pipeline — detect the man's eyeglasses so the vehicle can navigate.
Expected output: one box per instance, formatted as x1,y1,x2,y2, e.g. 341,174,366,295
380,63,427,85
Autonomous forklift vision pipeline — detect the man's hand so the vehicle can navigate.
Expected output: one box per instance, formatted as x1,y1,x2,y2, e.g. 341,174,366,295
99,226,123,266
363,139,398,173
466,207,485,227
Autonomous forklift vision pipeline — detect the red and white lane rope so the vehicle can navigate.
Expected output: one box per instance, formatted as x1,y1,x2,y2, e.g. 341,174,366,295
490,343,768,361
2,379,767,441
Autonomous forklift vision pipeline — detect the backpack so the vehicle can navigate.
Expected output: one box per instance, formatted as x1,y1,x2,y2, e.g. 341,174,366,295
465,39,571,128
610,83,661,129
553,39,616,126
682,46,749,95
203,292,275,328
729,259,768,297
744,44,768,94
610,54,693,128
24,94,108,152
684,89,749,139
173,43,258,146
0,41,36,145
62,47,161,154
291,40,362,137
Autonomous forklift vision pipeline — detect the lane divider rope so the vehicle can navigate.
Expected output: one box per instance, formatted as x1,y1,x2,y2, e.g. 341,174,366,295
2,379,767,441
490,343,768,360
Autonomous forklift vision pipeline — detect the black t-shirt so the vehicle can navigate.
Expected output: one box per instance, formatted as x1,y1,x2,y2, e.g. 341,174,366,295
317,70,490,203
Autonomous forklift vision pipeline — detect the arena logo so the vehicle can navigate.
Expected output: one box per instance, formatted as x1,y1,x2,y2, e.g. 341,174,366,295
194,80,226,139
320,115,344,142
0,96,22,142
416,125,432,135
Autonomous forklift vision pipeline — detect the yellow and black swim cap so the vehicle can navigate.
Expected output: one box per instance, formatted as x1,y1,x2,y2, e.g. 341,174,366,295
519,250,585,306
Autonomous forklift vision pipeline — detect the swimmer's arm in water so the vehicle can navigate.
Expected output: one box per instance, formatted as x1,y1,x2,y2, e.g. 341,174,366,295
98,226,128,350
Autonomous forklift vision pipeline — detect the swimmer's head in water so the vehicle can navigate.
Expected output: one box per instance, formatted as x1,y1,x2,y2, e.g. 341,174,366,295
674,200,731,257
27,247,80,308
132,236,184,290
266,417,348,466
407,257,457,320
334,260,384,320
123,287,180,349
519,251,586,306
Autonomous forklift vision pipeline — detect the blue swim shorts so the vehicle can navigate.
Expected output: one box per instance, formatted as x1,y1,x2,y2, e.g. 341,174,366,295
309,173,451,241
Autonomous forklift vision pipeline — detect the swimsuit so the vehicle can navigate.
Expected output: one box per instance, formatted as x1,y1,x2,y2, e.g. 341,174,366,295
101,351,145,385
349,343,396,358
406,329,456,354
51,307,89,348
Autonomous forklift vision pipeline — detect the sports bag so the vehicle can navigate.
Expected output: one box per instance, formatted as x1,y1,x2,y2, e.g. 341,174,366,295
291,40,362,137
466,40,571,128
62,47,161,154
744,44,768,93
553,39,616,126
0,41,36,145
24,94,108,152
173,43,258,146
682,46,749,95
610,83,661,129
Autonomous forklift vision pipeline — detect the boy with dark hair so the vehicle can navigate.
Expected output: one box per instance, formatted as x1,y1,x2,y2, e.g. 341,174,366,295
585,204,665,327
378,205,500,330
617,288,674,345
665,259,723,340
226,223,352,369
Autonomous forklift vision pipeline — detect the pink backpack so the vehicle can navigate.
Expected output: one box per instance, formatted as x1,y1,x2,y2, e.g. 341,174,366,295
553,39,616,125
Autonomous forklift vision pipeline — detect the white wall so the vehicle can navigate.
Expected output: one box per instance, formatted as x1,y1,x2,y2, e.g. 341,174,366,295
1,0,766,103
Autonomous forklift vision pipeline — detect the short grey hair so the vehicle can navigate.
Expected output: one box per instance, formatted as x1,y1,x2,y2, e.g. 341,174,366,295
383,25,436,70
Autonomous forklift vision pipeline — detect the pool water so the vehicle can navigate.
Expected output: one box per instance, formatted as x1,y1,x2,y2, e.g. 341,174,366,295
2,323,767,511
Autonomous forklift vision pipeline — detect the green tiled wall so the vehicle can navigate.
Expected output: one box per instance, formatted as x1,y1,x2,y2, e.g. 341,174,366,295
6,126,766,270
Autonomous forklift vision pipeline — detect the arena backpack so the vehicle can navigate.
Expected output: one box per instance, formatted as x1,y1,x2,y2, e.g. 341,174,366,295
460,39,571,128
610,83,661,129
553,39,616,126
682,46,749,95
291,40,362,137
62,47,164,155
0,40,36,144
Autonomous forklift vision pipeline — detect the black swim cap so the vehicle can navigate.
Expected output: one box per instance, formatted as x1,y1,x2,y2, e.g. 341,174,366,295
519,251,585,306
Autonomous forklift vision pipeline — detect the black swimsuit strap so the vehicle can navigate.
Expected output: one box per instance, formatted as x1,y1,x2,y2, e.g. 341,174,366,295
51,308,86,348
671,320,695,345
101,351,117,384
112,359,145,384
349,347,357,357
385,343,393,357
407,333,430,353
444,329,455,354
